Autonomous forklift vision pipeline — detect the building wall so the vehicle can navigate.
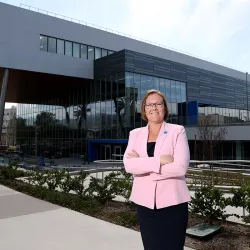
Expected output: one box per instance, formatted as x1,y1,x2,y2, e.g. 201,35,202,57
186,125,250,141
1,106,16,146
0,3,93,79
0,2,249,81
95,50,250,111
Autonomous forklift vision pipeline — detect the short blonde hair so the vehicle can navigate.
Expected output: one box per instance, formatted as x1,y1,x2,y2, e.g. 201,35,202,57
141,89,169,122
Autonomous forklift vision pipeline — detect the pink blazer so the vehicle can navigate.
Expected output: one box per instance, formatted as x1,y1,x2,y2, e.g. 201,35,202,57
123,122,191,209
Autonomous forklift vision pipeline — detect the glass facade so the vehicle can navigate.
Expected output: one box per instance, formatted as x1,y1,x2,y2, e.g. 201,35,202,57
16,45,250,160
40,35,114,60
16,72,187,157
198,106,250,125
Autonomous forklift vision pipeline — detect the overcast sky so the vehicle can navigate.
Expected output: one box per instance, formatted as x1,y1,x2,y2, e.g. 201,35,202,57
2,0,250,108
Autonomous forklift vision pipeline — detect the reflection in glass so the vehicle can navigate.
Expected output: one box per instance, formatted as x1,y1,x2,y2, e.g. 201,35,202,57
48,37,56,53
171,80,176,103
102,49,108,57
95,48,101,59
165,79,171,101
88,46,94,60
81,44,87,59
57,39,64,55
40,35,48,51
65,41,72,56
73,43,80,58
17,70,248,162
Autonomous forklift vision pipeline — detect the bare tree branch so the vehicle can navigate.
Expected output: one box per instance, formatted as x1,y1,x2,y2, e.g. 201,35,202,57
197,115,227,160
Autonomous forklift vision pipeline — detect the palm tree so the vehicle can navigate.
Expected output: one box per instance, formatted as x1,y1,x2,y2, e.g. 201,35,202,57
74,104,91,130
63,106,70,126
113,97,126,137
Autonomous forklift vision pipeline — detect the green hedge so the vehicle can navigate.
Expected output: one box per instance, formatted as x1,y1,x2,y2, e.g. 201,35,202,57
0,178,101,215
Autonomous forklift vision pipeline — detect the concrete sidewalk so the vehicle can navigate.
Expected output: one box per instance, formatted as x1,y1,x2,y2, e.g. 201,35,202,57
0,185,194,250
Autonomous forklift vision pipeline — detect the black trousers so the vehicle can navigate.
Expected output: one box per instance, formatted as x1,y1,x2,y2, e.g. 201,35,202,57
137,202,188,250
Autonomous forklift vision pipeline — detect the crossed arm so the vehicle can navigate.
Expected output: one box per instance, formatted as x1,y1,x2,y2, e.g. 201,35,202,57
123,127,190,180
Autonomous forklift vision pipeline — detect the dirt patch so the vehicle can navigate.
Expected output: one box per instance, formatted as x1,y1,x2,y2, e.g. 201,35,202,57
98,201,250,250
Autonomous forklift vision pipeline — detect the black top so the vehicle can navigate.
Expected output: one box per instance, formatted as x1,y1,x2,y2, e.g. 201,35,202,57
147,142,156,157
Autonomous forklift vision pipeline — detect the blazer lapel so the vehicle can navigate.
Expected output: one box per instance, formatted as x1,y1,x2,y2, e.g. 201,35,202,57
154,121,169,156
139,125,149,157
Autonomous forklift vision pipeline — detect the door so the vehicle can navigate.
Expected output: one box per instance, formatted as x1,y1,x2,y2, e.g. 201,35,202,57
100,144,111,160
113,145,122,160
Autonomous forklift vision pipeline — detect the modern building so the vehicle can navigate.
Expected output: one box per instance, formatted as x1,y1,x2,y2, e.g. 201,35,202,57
1,106,16,146
0,2,249,161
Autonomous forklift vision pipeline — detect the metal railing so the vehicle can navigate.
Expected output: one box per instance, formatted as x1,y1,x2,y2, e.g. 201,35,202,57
19,3,245,73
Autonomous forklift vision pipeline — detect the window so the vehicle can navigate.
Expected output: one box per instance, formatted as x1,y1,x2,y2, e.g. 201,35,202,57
73,43,80,58
48,37,56,53
176,81,181,103
102,49,108,57
40,35,48,51
39,34,112,60
57,39,64,55
65,41,72,56
81,44,87,59
181,83,187,102
165,79,171,101
95,47,101,59
171,80,176,102
88,46,94,60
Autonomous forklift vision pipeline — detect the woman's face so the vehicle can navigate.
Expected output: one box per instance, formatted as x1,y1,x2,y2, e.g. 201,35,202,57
144,93,165,123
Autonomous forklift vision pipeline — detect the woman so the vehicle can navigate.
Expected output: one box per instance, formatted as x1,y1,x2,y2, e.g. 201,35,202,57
123,89,191,250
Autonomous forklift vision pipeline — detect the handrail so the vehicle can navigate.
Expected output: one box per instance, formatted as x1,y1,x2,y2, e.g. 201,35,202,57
19,3,245,73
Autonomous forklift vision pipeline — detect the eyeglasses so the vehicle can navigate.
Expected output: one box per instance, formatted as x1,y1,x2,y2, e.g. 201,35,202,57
144,102,164,109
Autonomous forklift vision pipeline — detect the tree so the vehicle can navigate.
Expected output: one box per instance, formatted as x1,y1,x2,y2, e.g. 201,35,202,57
6,112,16,146
197,115,227,161
36,112,56,127
113,97,126,138
74,104,91,130
63,106,70,126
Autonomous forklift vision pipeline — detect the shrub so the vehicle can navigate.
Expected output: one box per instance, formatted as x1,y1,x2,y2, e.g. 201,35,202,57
0,166,27,180
189,185,236,224
230,181,250,224
0,178,100,215
115,170,132,203
70,171,89,197
88,172,119,204
115,211,138,228
46,169,65,191
33,170,48,187
59,170,73,194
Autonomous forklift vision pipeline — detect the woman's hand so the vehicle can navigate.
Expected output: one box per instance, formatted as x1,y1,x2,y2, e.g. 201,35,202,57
127,150,140,159
160,155,174,166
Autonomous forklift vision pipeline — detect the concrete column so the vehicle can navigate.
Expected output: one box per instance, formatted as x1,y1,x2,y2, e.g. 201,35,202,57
0,69,9,140
236,141,242,160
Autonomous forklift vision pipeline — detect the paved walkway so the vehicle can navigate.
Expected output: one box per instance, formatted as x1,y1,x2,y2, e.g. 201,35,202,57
0,185,194,250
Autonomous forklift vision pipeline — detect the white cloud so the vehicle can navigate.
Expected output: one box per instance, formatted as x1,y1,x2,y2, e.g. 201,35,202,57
124,0,250,72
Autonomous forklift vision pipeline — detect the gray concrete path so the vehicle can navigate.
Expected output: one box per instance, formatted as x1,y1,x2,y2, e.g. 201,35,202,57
0,185,194,250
